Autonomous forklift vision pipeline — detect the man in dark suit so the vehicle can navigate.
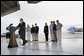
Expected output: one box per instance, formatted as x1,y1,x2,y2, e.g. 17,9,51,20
44,23,49,41
17,18,28,45
34,23,39,41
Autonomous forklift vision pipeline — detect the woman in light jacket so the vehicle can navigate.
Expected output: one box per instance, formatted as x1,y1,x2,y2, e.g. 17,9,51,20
26,24,31,41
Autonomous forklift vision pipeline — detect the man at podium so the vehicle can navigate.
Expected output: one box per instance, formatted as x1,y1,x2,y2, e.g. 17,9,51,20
17,18,28,46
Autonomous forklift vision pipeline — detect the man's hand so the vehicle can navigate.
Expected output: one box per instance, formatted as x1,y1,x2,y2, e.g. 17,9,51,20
16,27,20,29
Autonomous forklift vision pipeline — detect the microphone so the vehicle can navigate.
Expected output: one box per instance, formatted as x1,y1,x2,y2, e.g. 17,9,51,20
9,23,13,26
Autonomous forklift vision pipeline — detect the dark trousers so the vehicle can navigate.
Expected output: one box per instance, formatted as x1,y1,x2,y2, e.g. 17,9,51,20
45,33,48,41
19,31,26,44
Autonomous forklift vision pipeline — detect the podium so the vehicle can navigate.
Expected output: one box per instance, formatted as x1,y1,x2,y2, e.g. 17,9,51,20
6,24,18,48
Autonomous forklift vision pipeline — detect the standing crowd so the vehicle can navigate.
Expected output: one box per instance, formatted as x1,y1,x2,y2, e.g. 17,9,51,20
17,18,63,45
44,20,63,42
27,23,39,41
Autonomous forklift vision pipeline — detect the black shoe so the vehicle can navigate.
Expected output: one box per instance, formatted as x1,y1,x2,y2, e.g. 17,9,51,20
53,40,55,42
22,44,25,46
25,41,28,44
22,41,28,46
46,40,48,42
26,41,28,42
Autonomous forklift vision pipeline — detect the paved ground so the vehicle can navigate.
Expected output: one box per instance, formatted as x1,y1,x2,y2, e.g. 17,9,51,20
1,37,83,55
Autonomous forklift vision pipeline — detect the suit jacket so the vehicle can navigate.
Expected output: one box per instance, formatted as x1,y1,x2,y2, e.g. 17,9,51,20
53,24,57,31
35,26,39,34
17,22,25,35
31,27,35,33
44,25,48,33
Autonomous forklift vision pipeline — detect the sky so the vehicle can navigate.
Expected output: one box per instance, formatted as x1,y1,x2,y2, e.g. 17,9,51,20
1,1,83,34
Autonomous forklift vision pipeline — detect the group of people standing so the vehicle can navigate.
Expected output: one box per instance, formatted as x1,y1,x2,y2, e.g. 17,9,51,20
26,23,39,41
17,18,63,46
44,20,63,42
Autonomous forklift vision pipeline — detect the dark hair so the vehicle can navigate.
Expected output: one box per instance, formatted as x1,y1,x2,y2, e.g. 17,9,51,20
56,20,59,22
32,25,34,26
35,23,37,25
20,18,23,21
45,22,47,25
53,21,55,23
51,21,53,23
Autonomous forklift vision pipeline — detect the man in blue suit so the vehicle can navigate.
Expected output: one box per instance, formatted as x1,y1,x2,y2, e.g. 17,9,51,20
53,21,57,42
